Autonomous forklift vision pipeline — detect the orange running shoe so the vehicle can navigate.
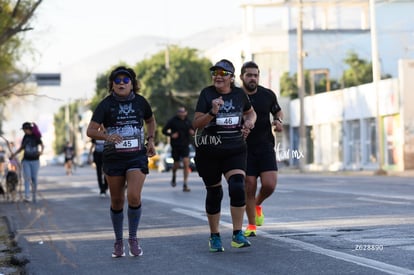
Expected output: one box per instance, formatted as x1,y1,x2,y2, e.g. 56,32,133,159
244,224,257,237
255,205,264,226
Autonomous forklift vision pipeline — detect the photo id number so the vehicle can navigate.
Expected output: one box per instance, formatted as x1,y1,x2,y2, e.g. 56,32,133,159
354,244,383,251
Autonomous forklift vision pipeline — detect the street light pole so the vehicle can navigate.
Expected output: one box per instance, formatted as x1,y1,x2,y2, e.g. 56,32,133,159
297,0,306,172
370,0,386,175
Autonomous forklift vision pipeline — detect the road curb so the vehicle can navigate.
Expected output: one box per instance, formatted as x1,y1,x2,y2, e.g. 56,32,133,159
0,215,28,274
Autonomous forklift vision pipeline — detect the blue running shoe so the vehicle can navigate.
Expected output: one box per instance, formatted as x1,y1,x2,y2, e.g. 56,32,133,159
209,235,224,252
231,231,251,248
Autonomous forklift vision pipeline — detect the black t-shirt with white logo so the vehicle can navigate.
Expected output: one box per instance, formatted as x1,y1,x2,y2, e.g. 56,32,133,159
91,94,153,160
194,85,252,150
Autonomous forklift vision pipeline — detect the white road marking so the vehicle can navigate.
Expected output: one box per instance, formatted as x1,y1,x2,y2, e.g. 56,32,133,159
356,197,412,205
171,207,414,275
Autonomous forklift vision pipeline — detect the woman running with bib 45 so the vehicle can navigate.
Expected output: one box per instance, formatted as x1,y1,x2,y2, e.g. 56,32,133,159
86,66,156,258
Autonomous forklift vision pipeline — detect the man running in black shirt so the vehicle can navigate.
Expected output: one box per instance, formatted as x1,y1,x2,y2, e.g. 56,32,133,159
63,141,75,175
162,107,194,192
240,61,284,237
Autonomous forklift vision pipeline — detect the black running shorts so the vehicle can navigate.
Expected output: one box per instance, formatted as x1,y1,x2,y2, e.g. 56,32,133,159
246,143,278,177
171,145,190,162
103,155,149,176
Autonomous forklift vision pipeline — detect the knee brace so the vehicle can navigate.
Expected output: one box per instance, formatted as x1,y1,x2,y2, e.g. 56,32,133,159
228,174,246,207
205,185,223,215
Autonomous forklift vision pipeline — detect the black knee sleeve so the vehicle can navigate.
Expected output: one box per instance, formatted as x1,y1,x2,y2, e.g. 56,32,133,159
205,185,223,215
228,174,246,207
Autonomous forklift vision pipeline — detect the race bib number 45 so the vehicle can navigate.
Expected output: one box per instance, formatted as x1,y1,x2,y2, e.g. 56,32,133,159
216,116,239,126
115,139,139,149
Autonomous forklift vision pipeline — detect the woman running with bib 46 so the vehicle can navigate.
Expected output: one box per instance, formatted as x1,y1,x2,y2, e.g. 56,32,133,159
193,59,256,252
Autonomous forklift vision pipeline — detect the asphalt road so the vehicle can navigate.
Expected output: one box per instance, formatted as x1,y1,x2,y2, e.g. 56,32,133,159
1,165,413,275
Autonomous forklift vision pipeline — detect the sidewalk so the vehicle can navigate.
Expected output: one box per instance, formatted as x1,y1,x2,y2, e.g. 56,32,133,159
280,167,414,178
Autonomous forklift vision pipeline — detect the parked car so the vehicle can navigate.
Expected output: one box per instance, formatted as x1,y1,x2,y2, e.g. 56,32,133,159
157,144,196,172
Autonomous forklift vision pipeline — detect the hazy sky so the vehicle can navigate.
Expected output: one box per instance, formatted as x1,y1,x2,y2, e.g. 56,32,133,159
24,0,244,72
6,0,245,141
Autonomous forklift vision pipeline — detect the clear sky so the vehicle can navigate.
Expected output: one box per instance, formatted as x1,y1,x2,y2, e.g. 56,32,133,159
24,0,244,72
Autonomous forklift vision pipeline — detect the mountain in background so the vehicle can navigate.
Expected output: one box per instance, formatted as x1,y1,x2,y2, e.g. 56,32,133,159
59,25,240,101
2,25,241,143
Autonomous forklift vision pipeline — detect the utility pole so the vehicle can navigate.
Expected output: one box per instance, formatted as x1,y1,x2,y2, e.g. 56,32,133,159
164,44,172,112
370,0,386,175
297,0,306,172
65,100,70,143
164,44,170,71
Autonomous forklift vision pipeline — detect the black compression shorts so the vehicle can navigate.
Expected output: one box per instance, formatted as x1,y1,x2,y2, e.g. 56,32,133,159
195,145,246,187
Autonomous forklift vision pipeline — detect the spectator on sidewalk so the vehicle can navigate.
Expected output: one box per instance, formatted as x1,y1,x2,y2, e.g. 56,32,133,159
0,145,6,177
11,122,44,203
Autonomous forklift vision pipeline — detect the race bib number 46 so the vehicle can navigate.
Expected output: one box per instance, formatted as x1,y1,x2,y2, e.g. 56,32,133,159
216,116,239,126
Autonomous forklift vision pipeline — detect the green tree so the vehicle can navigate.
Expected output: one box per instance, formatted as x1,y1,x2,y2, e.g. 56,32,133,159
279,71,339,99
0,0,43,97
87,47,211,144
279,72,298,99
89,72,111,112
279,51,389,98
0,0,43,133
341,51,373,88
53,100,80,155
134,45,211,136
89,62,131,111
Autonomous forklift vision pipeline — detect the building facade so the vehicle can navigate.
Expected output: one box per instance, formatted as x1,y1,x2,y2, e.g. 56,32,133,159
203,0,414,171
289,59,413,171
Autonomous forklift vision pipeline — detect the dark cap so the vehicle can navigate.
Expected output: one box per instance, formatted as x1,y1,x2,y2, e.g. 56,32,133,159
209,59,235,74
22,122,32,129
110,68,133,80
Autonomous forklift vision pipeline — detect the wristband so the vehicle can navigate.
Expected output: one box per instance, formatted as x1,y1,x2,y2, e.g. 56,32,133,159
146,135,154,141
208,110,216,117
